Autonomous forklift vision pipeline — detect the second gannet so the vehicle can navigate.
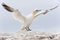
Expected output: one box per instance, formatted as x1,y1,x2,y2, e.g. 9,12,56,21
2,3,58,31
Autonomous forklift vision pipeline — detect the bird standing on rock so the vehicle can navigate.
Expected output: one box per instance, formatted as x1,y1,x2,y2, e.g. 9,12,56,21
1,3,58,31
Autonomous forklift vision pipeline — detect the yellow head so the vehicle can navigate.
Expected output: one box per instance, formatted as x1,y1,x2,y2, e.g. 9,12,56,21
32,9,41,15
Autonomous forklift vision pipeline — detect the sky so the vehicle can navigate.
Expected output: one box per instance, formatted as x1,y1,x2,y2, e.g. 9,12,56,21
0,0,60,33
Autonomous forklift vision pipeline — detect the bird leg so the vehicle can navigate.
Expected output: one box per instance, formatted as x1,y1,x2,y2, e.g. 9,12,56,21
21,26,31,31
26,27,31,31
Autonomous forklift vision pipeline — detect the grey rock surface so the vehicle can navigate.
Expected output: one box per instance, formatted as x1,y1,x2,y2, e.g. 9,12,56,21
0,31,60,40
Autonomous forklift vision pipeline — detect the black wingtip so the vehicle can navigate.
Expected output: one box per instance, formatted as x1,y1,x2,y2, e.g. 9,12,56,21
50,5,59,11
2,3,14,12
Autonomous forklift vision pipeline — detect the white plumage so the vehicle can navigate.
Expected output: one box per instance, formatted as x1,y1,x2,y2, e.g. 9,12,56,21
2,3,58,31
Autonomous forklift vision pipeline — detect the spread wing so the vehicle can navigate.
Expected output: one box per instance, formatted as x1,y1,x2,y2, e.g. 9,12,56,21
2,3,26,23
34,5,59,18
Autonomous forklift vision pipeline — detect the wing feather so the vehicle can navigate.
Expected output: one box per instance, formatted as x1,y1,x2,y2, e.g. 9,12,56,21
2,3,26,23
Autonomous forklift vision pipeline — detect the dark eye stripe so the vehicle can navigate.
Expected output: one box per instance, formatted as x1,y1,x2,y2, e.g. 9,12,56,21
36,10,41,11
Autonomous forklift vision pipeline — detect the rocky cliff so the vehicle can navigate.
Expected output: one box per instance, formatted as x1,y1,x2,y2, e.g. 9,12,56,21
0,31,60,40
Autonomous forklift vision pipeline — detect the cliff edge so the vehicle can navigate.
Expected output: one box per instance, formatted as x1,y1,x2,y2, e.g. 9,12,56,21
0,31,60,40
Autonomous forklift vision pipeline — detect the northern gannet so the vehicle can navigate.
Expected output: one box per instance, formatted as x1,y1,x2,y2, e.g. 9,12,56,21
2,3,58,31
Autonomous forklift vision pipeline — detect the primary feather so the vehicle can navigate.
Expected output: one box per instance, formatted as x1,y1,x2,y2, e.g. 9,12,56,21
2,3,26,23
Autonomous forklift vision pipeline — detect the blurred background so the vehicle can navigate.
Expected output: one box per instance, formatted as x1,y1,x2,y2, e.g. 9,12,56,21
0,0,60,33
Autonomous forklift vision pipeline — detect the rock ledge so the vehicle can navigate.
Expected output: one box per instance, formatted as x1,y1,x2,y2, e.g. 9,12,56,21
0,31,60,40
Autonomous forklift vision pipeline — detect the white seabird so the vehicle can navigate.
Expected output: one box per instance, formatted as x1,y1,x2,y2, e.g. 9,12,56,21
1,3,58,31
